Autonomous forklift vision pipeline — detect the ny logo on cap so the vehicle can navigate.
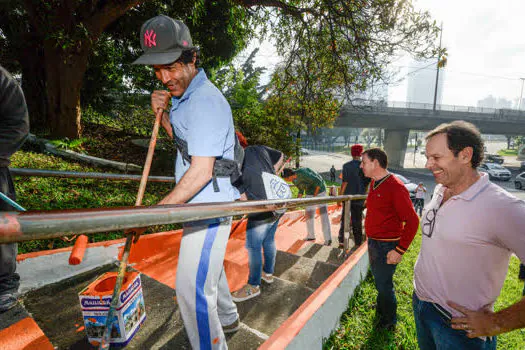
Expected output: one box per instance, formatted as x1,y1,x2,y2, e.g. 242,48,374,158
144,29,157,48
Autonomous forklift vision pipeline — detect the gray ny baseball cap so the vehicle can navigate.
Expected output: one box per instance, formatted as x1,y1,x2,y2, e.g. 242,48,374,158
132,15,194,65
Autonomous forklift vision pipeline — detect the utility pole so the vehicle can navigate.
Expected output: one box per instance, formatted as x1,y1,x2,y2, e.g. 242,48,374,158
433,22,443,112
518,78,525,111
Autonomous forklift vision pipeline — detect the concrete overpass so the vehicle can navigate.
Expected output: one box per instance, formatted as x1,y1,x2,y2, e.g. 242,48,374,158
335,101,525,167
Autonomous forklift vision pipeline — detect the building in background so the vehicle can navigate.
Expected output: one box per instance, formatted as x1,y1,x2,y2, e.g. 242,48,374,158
477,95,513,109
406,59,445,106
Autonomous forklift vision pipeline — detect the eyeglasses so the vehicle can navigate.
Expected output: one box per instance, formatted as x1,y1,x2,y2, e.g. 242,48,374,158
422,208,437,238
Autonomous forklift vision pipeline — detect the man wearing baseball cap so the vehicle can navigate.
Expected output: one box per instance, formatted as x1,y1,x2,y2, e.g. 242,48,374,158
133,15,239,349
338,144,369,249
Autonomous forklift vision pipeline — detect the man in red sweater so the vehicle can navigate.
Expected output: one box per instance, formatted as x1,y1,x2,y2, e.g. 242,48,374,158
361,148,419,330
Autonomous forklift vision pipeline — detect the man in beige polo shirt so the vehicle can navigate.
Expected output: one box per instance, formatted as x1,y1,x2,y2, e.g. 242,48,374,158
414,121,525,349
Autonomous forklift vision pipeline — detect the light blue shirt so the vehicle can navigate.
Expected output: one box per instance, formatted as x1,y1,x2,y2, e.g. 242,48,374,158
169,68,239,204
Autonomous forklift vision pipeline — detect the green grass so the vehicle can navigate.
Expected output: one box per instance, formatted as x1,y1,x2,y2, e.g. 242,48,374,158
324,232,525,349
10,150,176,253
498,149,518,156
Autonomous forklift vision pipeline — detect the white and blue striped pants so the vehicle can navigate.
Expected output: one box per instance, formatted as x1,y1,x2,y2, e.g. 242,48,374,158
176,218,239,350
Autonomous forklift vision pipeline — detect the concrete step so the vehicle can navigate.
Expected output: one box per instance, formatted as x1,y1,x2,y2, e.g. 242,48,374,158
295,242,348,266
273,250,339,290
234,276,314,336
156,323,266,350
20,266,266,349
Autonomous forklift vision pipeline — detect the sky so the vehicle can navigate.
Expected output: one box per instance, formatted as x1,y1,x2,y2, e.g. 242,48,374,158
390,0,525,107
238,0,525,108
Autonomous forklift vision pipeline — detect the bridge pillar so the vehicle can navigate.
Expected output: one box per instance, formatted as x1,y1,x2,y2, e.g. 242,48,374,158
383,129,409,169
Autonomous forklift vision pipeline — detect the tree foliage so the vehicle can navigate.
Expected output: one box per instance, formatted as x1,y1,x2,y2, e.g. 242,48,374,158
247,0,439,164
258,0,441,99
211,49,295,155
0,0,439,140
0,0,255,138
361,128,382,148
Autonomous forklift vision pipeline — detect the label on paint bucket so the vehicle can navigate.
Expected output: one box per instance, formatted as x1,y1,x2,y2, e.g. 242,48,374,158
78,272,146,346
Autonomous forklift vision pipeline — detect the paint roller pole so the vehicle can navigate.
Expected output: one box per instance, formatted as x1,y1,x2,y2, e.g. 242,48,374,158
99,108,164,350
0,191,26,212
277,156,292,176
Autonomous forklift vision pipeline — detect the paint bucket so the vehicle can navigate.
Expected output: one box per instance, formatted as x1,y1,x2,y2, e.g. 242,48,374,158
78,271,146,347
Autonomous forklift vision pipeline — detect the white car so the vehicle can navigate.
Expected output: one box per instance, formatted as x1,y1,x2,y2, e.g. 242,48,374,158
478,163,511,181
515,172,525,190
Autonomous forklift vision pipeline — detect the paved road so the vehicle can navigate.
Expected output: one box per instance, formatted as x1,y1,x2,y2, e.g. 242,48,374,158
300,147,525,201
392,167,525,202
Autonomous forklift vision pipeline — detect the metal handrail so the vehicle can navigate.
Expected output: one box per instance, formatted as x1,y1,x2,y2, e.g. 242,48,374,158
0,195,366,244
10,168,176,183
8,168,305,188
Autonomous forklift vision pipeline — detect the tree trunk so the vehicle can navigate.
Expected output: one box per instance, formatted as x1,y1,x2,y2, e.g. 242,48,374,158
507,135,512,150
43,43,90,139
20,46,48,134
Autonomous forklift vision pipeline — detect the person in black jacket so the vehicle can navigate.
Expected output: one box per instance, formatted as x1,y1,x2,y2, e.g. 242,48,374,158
0,65,29,312
338,144,369,249
330,165,336,182
231,137,287,302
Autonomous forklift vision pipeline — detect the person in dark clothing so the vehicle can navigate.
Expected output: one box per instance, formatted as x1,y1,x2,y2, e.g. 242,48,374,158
231,139,288,302
0,65,29,312
330,165,336,182
338,144,370,249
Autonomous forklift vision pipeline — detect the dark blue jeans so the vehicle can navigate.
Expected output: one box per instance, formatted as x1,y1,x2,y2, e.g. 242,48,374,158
412,293,497,350
246,216,280,286
338,201,364,246
0,167,20,296
368,238,398,327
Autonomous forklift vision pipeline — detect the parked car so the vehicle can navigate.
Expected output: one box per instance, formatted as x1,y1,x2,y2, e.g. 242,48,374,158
485,154,504,164
478,163,511,181
392,173,418,201
519,161,525,173
514,172,525,190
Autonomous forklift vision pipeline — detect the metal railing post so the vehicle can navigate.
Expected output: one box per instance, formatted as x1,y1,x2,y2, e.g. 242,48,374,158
343,199,351,251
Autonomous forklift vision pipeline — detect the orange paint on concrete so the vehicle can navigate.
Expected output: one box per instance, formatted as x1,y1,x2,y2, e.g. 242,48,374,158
18,204,343,300
331,215,342,225
285,240,309,255
277,217,289,226
224,260,249,292
260,242,368,350
287,215,304,226
8,204,348,350
229,219,248,239
0,317,54,350
127,230,183,264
